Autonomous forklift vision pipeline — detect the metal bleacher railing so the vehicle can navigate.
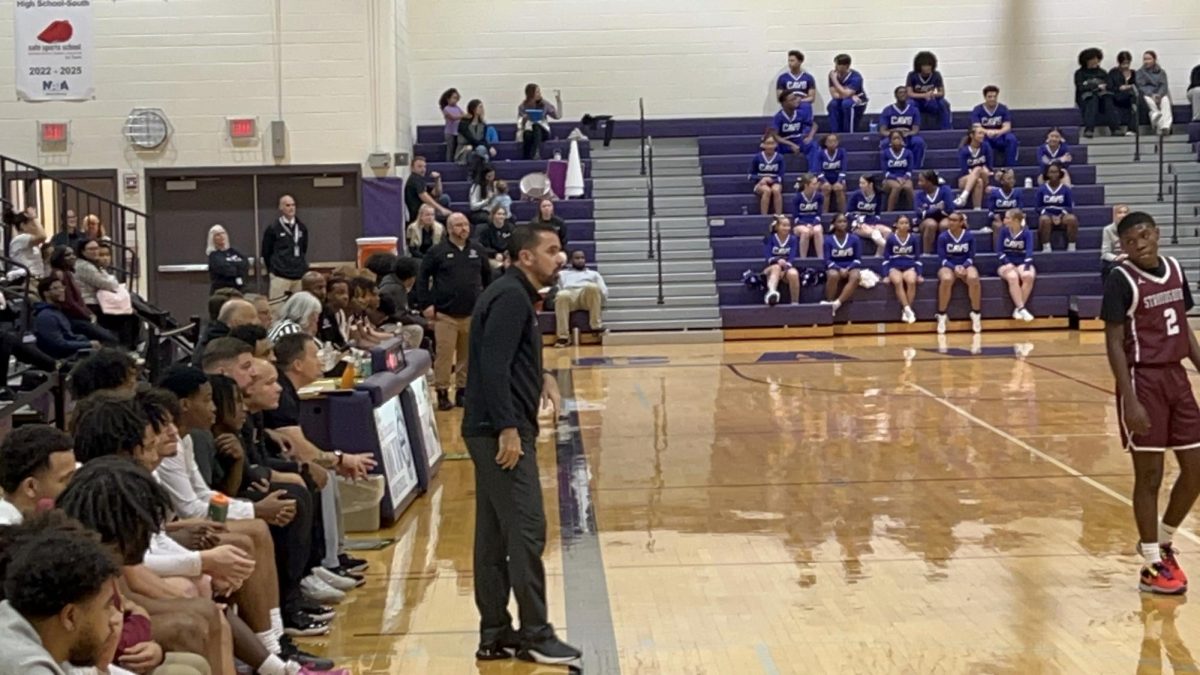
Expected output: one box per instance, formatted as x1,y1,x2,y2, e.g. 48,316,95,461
0,154,200,428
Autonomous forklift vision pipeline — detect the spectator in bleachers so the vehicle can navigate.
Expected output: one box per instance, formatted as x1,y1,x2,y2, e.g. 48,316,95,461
815,134,848,214
267,291,322,343
970,86,1019,167
529,198,568,247
821,213,862,313
906,51,952,131
1109,51,1138,134
260,195,309,302
879,86,927,169
881,130,916,213
33,276,99,360
935,212,982,334
457,99,498,178
49,208,81,249
6,210,46,282
749,135,786,216
0,517,122,673
406,204,444,257
1137,51,1173,135
404,156,452,223
0,424,75,525
1037,127,1073,185
826,54,868,133
983,168,1023,235
1100,203,1130,278
997,209,1036,322
48,246,118,347
776,50,817,108
916,169,956,254
81,214,106,241
771,91,819,169
73,238,139,351
417,213,492,410
847,174,889,248
1036,163,1078,252
518,83,562,160
477,205,514,268
1190,63,1200,120
439,88,464,162
882,215,923,324
469,167,500,226
790,174,824,258
761,216,800,307
206,224,249,293
954,125,994,209
553,249,609,344
1074,47,1120,138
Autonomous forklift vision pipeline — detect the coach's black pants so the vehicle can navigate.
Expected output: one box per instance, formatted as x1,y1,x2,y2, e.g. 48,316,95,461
466,433,551,643
245,481,314,609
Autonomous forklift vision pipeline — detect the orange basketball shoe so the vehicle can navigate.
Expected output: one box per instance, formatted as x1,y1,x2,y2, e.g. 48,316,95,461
1141,562,1187,595
1160,543,1188,586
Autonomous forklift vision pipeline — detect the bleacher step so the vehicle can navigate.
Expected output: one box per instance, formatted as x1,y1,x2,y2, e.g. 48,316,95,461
593,175,703,191
606,294,718,309
596,207,707,219
604,306,720,321
604,281,717,297
596,237,712,251
603,328,724,345
598,260,714,275
599,250,717,263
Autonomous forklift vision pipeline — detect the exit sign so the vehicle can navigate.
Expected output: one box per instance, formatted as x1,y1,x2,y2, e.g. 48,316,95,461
227,117,257,140
39,121,68,144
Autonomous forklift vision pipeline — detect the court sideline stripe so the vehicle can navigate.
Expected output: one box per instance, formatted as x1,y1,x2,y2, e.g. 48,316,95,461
911,382,1200,546
555,369,622,674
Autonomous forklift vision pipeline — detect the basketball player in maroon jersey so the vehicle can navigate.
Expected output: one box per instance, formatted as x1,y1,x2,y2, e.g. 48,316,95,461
1102,211,1200,594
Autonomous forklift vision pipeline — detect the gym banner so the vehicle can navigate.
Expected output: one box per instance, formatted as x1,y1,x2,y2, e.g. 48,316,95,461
14,0,95,101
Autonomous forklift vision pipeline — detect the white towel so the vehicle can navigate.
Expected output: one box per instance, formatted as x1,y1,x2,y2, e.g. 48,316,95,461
565,138,585,199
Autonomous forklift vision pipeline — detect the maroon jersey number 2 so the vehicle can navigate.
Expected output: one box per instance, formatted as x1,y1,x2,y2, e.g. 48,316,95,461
1115,257,1190,366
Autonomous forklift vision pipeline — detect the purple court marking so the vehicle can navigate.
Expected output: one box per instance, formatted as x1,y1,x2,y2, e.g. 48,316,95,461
756,350,858,362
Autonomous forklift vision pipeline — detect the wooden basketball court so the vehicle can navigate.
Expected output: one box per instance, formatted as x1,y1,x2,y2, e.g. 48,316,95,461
308,331,1200,674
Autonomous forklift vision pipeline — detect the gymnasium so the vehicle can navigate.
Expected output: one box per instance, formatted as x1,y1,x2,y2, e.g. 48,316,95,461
1,1,1200,674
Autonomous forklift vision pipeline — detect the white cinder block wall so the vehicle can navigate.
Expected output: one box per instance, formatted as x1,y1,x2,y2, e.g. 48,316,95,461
0,0,413,215
408,0,1200,125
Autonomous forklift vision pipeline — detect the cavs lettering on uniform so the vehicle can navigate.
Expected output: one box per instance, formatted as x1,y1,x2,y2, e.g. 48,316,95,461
945,239,970,255
976,105,1005,128
820,150,843,174
777,110,806,138
882,103,917,131
963,146,988,169
886,149,911,172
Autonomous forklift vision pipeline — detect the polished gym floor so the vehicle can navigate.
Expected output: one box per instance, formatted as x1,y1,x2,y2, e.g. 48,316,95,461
309,331,1200,674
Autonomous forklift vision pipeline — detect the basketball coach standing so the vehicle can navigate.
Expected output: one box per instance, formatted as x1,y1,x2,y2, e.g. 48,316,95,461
461,223,582,666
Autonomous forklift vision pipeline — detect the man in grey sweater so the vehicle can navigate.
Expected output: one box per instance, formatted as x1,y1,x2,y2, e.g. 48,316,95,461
0,524,122,675
1136,50,1173,134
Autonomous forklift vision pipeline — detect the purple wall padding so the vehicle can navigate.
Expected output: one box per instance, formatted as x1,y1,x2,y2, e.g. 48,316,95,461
361,177,405,248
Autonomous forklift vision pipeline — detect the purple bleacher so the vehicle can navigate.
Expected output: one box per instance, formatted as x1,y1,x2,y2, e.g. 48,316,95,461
702,166,1097,193
1073,295,1103,319
713,249,1105,281
705,185,1104,216
442,179,593,201
710,233,1100,262
413,140,589,162
698,147,1087,176
720,303,835,328
416,106,1155,143
424,160,591,183
722,295,1072,328
697,127,1078,155
536,309,593,335
718,273,1101,305
708,205,1114,230
452,198,592,221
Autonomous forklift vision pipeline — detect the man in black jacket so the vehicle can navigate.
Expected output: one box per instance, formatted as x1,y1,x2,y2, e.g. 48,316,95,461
460,223,580,666
417,213,491,409
261,194,310,302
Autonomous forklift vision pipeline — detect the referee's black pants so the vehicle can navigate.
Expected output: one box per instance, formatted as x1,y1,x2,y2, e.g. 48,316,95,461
466,433,552,643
